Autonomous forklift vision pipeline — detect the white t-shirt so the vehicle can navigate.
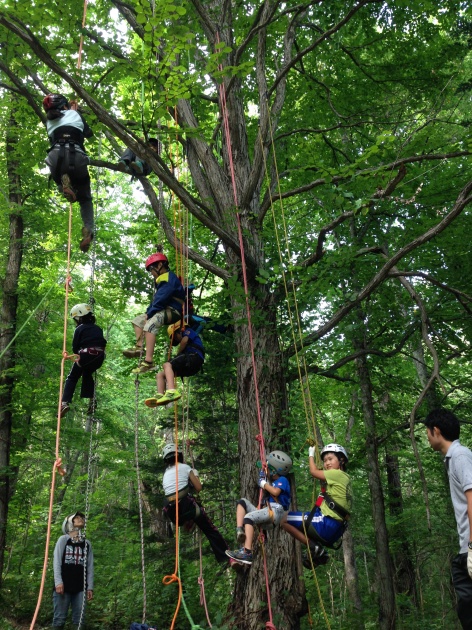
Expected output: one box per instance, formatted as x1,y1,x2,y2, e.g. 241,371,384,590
445,440,472,553
162,463,192,496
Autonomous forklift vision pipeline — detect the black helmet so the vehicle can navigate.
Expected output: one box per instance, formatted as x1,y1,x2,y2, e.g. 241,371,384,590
43,94,69,112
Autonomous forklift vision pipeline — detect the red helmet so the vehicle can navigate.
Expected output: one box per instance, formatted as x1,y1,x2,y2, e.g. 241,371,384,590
145,252,168,269
43,94,69,112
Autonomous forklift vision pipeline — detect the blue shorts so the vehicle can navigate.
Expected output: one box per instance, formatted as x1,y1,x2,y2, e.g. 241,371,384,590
285,507,344,546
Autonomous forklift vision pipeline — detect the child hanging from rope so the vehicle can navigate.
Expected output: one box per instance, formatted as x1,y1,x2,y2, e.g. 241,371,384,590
144,320,205,407
162,443,231,565
225,450,292,565
117,138,161,176
281,443,351,568
60,304,106,418
122,247,185,374
43,94,95,253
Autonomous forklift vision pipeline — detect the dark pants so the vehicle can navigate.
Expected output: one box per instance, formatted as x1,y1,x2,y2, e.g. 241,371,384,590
452,553,472,629
121,148,151,176
170,352,204,378
45,143,94,231
62,353,105,404
164,495,228,563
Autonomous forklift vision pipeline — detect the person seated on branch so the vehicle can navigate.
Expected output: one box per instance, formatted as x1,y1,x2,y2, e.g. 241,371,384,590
226,450,292,566
60,303,106,419
145,320,205,408
117,138,160,176
122,247,185,374
43,94,95,253
281,443,352,569
161,443,230,565
52,511,94,630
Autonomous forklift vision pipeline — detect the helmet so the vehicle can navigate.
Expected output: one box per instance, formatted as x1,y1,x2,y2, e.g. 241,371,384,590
62,511,85,535
267,450,292,475
167,321,183,337
145,253,168,270
70,303,93,321
320,443,348,462
42,94,69,112
162,443,182,460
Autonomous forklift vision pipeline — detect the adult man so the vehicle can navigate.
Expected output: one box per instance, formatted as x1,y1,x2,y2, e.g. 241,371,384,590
425,408,472,630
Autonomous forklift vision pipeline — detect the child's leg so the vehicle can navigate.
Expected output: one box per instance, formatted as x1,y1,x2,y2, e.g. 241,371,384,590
62,363,83,403
156,370,166,395
281,520,309,547
236,502,247,527
163,361,176,390
243,523,255,550
132,323,144,347
80,354,104,399
144,331,156,363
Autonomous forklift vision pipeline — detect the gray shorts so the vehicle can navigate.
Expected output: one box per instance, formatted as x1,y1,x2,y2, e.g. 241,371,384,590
132,309,180,336
240,498,285,529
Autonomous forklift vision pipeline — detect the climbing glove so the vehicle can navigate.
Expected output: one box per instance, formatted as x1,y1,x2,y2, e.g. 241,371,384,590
308,446,316,458
259,478,267,489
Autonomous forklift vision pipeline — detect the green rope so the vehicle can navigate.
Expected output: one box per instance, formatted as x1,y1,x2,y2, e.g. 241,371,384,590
177,534,204,630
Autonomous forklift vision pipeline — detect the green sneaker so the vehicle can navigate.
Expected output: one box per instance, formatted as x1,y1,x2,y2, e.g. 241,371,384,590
160,389,181,404
144,394,166,408
131,360,155,374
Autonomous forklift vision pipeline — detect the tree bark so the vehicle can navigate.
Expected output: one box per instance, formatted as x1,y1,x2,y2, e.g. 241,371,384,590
355,333,397,629
0,100,24,586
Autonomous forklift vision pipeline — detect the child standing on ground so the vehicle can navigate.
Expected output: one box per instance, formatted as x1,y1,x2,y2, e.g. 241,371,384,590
122,248,185,374
52,511,94,630
226,450,292,565
60,304,106,418
282,443,351,568
145,321,205,407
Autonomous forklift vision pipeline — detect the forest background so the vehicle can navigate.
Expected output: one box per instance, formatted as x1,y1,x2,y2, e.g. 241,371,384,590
1,0,472,628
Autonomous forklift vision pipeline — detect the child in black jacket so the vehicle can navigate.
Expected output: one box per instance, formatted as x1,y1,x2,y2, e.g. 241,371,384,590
60,304,106,418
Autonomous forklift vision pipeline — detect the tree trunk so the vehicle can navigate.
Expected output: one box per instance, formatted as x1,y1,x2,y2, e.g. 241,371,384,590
227,263,305,629
355,335,397,629
0,101,24,586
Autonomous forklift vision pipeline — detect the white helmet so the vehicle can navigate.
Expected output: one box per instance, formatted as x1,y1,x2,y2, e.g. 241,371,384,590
162,443,182,460
320,443,348,462
70,303,92,321
62,511,85,535
267,450,292,475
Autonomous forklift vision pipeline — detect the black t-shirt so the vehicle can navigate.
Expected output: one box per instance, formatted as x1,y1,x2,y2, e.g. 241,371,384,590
72,323,107,354
61,539,90,594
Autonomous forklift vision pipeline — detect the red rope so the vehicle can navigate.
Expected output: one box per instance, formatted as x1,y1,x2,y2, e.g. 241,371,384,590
216,32,275,630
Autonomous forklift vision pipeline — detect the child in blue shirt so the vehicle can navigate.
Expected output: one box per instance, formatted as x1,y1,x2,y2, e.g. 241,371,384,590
226,450,292,565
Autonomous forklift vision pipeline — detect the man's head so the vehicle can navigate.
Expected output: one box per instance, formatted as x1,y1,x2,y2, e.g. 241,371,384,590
424,408,460,452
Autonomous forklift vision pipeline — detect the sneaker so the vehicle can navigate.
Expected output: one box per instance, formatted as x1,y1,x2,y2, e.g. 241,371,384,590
302,543,329,569
144,394,166,408
236,526,246,545
159,389,181,404
131,360,155,374
87,399,96,416
117,159,131,173
225,548,253,565
60,402,70,418
79,226,94,253
130,159,144,175
122,346,144,359
61,174,76,202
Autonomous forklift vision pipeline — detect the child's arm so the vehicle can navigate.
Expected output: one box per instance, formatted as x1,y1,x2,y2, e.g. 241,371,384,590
259,479,282,498
177,333,190,354
189,469,202,493
308,447,326,481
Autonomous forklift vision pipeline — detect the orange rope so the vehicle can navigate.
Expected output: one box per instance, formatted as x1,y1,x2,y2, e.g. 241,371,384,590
29,201,73,629
76,0,88,71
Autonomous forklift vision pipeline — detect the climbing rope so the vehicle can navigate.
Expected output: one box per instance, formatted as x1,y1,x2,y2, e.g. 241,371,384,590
29,200,73,630
134,373,148,623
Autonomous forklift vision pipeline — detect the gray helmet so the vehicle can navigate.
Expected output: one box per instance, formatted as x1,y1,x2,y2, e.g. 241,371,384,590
70,303,93,322
162,443,183,460
62,511,85,535
320,443,348,462
267,450,292,475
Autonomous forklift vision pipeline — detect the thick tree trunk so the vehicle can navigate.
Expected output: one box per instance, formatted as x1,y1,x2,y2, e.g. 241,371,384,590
226,268,305,629
0,104,24,586
355,338,397,629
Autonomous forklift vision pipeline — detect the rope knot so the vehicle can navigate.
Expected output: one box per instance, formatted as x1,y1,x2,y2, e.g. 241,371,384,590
255,434,263,443
265,623,277,630
162,573,179,586
54,458,66,476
